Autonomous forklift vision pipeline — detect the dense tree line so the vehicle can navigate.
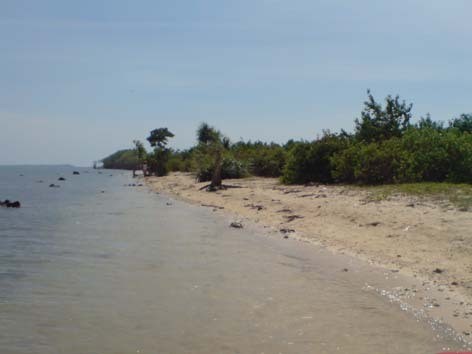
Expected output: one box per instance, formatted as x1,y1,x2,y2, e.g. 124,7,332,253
102,91,472,185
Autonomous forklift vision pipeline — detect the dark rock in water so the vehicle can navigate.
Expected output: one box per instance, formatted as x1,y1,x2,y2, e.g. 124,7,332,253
1,200,20,208
166,202,173,206
58,177,66,181
73,171,80,175
49,184,60,188
7,201,21,208
342,268,349,272
230,222,243,229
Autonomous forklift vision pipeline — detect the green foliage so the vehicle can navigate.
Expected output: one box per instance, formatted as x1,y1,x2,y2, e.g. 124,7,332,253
331,139,405,184
195,157,248,182
102,149,140,170
102,91,472,186
167,149,193,172
231,141,286,177
449,113,472,133
331,128,472,185
147,128,174,148
355,90,412,143
146,127,175,176
133,140,147,163
197,122,220,145
282,133,349,184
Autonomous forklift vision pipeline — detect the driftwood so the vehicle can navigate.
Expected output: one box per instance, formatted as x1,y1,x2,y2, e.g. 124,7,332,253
198,184,245,191
282,189,302,194
277,208,292,213
201,204,224,210
284,215,304,222
244,204,265,211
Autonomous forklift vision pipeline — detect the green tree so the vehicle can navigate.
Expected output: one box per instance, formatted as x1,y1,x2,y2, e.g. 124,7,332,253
196,123,229,190
355,90,413,143
147,128,175,148
146,128,174,176
449,113,472,133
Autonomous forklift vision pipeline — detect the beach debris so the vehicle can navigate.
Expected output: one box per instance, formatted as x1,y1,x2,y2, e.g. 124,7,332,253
280,228,295,234
49,183,60,188
403,226,410,232
284,215,304,222
406,203,415,207
166,202,173,206
244,203,265,211
433,268,444,274
201,204,224,210
0,200,21,208
58,177,66,181
366,221,381,227
451,281,459,286
277,208,292,213
73,171,80,175
283,189,302,194
230,222,243,229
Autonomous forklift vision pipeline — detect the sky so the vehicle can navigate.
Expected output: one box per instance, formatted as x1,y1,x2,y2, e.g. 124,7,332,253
1,0,471,166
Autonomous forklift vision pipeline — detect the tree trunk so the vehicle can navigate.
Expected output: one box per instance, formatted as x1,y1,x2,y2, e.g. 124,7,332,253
210,150,223,189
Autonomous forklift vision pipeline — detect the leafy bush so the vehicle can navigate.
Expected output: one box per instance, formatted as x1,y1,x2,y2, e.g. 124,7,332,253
331,139,406,184
282,133,349,184
196,157,249,182
248,145,286,177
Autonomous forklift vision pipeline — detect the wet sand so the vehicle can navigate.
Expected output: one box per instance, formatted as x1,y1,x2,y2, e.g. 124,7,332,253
147,172,472,344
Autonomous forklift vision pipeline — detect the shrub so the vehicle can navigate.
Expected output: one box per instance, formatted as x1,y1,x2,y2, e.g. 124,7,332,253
248,145,286,177
281,134,349,184
196,157,248,182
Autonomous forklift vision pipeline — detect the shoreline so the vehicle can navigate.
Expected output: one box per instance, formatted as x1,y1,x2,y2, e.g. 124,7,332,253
146,172,472,343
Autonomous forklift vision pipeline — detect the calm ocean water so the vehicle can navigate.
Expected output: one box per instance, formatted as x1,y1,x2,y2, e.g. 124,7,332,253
0,166,465,353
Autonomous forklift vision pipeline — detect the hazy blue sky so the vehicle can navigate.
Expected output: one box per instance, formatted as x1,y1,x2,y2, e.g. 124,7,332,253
1,0,471,166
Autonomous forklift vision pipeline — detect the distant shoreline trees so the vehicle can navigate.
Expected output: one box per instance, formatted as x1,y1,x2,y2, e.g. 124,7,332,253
102,91,472,185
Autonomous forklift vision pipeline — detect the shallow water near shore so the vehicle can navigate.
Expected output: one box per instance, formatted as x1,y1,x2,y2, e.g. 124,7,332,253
0,166,466,353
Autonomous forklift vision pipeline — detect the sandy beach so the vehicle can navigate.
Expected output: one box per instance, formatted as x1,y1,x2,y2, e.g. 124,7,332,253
147,172,472,340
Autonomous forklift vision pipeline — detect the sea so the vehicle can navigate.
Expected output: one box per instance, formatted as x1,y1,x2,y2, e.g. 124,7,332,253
0,165,465,353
